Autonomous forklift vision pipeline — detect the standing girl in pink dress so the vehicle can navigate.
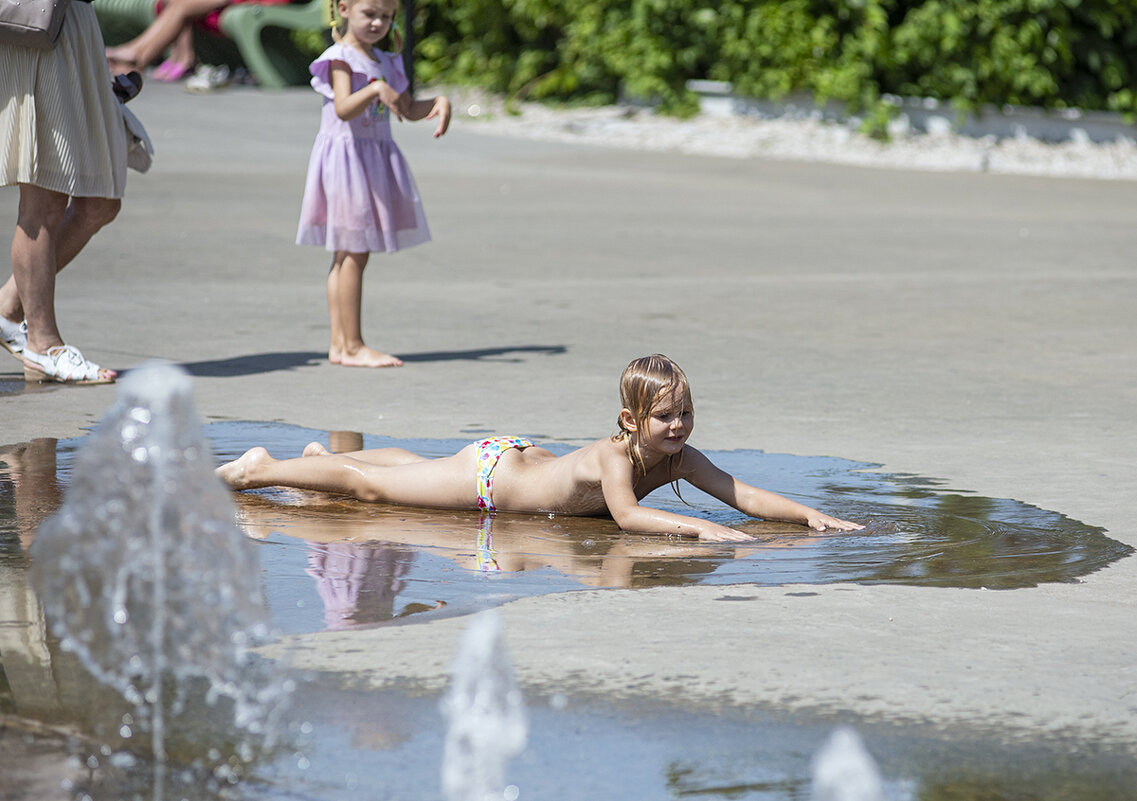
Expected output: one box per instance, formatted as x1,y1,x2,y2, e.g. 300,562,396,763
296,0,450,368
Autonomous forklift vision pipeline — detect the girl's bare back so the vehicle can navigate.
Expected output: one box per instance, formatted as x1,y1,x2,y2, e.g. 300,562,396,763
489,440,611,516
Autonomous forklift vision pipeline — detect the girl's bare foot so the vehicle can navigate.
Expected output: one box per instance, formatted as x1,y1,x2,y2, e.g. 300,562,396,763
216,447,272,490
302,441,331,457
340,345,403,368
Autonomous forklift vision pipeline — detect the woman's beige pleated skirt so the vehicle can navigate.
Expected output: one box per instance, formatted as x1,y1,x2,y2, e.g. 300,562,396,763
1,2,127,198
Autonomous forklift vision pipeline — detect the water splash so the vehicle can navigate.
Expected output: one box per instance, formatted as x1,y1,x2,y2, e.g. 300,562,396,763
441,610,528,801
28,363,289,795
812,726,886,801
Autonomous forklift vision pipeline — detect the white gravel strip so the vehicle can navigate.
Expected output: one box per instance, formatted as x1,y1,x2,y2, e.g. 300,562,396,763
453,93,1137,181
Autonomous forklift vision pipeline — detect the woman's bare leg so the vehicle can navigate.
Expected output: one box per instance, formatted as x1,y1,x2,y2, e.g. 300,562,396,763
9,186,68,352
57,196,122,271
5,191,120,382
218,446,478,508
2,193,121,325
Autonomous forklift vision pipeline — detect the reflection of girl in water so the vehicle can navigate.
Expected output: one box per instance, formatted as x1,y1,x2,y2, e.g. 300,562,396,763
220,355,862,542
305,542,412,629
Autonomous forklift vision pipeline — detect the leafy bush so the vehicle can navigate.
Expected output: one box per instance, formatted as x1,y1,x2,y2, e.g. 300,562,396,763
888,0,1137,113
408,0,1137,120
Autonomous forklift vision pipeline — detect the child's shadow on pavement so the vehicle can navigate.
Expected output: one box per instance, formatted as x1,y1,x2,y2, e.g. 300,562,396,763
173,345,567,377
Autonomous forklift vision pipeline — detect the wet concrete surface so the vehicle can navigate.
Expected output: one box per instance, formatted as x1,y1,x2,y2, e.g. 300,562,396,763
2,82,1136,756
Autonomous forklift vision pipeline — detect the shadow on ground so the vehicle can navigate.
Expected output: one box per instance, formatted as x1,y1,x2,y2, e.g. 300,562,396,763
164,345,567,377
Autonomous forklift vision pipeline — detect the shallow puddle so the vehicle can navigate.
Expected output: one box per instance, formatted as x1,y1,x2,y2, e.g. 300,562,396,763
2,420,1132,636
218,421,1133,635
1,421,1134,801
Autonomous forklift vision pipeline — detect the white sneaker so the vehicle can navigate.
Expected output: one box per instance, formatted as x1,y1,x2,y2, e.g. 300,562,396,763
185,64,230,94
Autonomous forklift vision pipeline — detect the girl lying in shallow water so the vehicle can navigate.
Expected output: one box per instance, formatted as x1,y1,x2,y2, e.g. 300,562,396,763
216,354,863,542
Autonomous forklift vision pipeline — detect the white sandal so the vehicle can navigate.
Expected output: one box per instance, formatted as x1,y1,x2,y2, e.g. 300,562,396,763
23,345,116,385
0,316,26,359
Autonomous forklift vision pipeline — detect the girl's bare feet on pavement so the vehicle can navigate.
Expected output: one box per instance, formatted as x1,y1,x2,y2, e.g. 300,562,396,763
330,345,404,368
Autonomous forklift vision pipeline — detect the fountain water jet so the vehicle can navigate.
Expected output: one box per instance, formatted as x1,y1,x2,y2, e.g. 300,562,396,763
29,363,290,798
812,726,886,801
441,610,528,801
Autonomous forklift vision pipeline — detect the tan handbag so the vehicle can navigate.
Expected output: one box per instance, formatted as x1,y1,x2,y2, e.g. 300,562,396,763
0,0,71,49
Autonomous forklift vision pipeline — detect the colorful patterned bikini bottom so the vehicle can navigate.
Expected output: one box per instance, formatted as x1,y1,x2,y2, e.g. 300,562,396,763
474,436,534,512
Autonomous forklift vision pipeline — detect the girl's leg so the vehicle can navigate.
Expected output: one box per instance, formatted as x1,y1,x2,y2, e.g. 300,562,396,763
302,441,428,465
218,446,478,508
327,250,403,368
325,253,346,363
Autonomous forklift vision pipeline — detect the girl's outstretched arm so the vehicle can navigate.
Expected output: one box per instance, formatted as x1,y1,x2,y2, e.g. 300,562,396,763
403,94,451,137
598,445,755,542
330,63,406,121
683,448,863,532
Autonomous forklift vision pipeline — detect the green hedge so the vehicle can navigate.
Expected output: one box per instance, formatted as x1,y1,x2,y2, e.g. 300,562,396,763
409,0,1137,120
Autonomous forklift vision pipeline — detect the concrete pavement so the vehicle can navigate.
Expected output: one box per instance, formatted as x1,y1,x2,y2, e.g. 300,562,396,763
3,82,1136,745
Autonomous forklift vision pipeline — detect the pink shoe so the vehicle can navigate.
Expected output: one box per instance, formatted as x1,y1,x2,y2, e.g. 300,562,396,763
153,59,192,82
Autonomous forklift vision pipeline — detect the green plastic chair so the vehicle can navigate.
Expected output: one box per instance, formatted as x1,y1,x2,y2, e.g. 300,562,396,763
219,0,329,88
93,0,159,44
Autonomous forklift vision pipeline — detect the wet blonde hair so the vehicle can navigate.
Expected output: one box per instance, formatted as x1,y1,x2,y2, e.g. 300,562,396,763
329,0,403,51
613,354,693,488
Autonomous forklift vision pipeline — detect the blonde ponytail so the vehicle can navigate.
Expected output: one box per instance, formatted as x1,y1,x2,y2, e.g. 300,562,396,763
328,0,346,42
